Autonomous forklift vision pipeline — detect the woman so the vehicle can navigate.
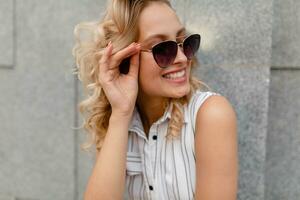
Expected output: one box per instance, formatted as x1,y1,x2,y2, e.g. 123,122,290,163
73,0,238,199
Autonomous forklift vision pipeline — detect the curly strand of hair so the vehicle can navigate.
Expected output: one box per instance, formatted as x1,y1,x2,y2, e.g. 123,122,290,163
166,99,184,140
79,88,111,152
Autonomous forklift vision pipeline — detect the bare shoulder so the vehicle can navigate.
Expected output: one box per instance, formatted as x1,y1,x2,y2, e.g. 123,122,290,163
194,94,238,199
196,95,237,130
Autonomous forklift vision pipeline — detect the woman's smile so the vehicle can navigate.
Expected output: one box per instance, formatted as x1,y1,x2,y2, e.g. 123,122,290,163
161,68,188,84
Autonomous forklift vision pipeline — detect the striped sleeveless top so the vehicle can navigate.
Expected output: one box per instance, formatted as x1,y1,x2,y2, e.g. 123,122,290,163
124,91,221,200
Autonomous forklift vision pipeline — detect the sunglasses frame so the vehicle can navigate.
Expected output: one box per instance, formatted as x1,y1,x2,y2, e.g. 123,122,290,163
140,34,201,68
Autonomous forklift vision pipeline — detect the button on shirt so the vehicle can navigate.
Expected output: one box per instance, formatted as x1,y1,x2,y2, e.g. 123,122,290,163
124,91,220,200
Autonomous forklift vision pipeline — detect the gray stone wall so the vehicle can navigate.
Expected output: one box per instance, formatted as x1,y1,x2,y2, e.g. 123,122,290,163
265,0,300,199
0,0,298,200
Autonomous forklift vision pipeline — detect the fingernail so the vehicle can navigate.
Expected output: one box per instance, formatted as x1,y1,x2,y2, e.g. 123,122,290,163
107,41,112,47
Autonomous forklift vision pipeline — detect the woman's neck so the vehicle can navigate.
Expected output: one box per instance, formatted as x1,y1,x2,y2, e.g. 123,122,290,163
137,93,168,136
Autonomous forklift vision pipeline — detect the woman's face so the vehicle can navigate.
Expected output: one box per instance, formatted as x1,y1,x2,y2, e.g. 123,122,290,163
137,2,191,100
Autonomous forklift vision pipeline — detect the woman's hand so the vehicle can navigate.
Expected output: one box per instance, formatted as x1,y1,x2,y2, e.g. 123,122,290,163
98,42,141,116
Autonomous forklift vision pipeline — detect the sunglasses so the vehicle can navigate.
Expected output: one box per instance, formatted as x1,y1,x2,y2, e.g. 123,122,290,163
140,34,201,68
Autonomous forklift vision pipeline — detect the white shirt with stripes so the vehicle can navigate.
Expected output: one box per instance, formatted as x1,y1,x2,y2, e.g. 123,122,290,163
124,90,221,200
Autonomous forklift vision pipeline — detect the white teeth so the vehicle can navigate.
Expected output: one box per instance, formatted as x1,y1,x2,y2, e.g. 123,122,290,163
163,69,185,79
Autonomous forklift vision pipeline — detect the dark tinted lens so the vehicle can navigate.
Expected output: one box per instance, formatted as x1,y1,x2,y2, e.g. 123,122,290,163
152,41,177,67
183,34,200,59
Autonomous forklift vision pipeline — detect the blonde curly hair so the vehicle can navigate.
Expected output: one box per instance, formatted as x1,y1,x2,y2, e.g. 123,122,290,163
72,0,208,152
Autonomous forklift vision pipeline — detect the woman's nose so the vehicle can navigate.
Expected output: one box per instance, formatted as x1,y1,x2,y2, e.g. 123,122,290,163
173,46,188,64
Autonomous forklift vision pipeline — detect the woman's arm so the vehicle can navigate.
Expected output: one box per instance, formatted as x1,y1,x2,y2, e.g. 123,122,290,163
195,95,238,200
84,113,131,200
84,42,141,200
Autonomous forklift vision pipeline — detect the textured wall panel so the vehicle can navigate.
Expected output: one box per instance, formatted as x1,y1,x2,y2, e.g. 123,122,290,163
186,0,273,66
0,194,15,200
272,0,300,68
0,0,14,67
0,0,77,199
266,70,300,200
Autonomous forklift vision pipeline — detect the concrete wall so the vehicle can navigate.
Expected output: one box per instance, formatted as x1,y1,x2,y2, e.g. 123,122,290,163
0,0,102,199
265,0,300,199
0,0,298,199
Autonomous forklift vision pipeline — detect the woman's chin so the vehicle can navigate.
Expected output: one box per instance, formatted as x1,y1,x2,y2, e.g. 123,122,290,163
169,85,190,98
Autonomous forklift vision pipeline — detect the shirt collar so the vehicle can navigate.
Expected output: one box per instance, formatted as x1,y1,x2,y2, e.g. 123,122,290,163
128,107,146,139
128,104,172,139
160,103,189,124
129,103,188,134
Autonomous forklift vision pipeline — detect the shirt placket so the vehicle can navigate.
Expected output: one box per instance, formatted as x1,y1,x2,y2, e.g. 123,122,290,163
143,123,161,199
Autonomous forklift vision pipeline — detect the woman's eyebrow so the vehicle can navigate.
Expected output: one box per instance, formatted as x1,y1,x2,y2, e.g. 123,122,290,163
176,27,186,36
142,27,187,43
143,34,167,44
